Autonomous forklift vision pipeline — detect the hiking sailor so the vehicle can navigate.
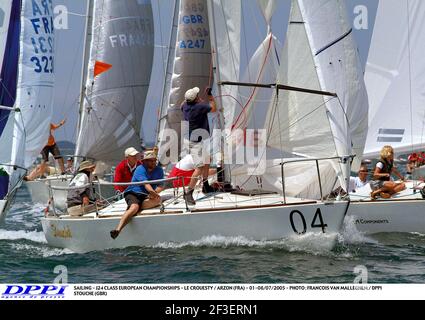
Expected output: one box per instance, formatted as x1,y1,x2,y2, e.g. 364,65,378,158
113,147,142,193
110,151,165,239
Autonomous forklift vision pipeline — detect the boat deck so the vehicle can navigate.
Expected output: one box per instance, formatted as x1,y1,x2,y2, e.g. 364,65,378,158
56,189,319,219
349,181,425,202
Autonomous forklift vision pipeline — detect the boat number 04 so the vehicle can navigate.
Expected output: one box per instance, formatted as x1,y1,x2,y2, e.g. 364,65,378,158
289,209,328,235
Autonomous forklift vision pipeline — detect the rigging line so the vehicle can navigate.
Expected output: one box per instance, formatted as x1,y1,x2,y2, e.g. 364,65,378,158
0,80,16,105
406,0,415,155
265,97,337,143
90,93,141,136
231,34,274,131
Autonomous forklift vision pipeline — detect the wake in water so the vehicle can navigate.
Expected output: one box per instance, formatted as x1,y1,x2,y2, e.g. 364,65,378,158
151,232,341,256
0,229,46,243
338,215,378,245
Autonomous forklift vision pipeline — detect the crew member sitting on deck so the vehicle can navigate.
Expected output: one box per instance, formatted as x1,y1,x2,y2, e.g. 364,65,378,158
113,147,142,193
406,153,419,180
348,164,370,193
110,151,165,239
370,146,406,200
66,160,97,216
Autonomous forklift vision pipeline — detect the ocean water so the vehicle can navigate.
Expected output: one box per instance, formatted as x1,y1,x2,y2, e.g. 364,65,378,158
1,186,424,284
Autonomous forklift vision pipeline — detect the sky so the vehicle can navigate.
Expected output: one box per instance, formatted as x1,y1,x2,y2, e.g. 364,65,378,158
51,0,379,145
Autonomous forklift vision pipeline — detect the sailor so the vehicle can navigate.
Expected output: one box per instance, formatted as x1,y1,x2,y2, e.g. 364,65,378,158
66,160,97,216
24,120,67,181
113,147,142,193
348,165,370,193
168,154,218,189
181,86,217,205
65,157,75,175
110,151,165,239
370,146,406,200
406,153,418,180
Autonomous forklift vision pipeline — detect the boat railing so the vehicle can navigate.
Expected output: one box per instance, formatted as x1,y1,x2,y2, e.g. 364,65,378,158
46,176,190,217
279,155,354,204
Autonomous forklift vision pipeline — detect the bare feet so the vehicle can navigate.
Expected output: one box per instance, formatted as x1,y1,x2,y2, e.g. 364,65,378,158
380,192,391,199
110,230,120,239
370,191,379,200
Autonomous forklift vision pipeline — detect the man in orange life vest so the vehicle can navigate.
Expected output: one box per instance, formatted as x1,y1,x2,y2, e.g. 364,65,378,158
25,120,66,181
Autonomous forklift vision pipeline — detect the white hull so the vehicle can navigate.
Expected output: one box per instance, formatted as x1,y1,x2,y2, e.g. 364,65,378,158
41,192,348,253
347,181,425,234
25,176,116,210
0,188,17,223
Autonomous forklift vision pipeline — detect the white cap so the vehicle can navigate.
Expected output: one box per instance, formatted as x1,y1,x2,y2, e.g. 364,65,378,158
184,87,200,102
125,147,139,157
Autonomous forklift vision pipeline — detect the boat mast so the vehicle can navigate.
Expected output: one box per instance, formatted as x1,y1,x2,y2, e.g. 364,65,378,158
74,0,94,162
207,0,231,183
156,0,180,146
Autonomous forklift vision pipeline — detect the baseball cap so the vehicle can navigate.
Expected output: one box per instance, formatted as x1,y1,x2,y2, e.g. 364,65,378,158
184,87,200,102
125,147,140,157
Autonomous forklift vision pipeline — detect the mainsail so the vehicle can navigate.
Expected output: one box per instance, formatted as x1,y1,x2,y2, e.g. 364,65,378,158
75,0,154,166
364,0,425,158
157,0,212,164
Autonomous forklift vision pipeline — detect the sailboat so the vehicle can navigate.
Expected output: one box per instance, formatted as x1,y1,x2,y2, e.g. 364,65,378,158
41,0,367,253
1,0,55,221
346,0,425,235
26,0,155,211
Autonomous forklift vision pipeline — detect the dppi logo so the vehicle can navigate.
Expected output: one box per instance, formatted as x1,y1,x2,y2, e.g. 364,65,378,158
2,285,67,299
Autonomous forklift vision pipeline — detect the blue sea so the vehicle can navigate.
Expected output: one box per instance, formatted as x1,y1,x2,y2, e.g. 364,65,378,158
1,185,424,284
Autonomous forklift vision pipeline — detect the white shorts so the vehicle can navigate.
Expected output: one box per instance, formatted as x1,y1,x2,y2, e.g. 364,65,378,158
188,141,211,168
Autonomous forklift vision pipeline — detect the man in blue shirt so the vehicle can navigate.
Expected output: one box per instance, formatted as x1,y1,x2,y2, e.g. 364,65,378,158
110,151,164,239
181,87,217,205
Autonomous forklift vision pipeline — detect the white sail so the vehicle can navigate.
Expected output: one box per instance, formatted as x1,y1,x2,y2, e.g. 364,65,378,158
75,0,154,166
13,0,55,168
364,0,425,158
157,0,212,163
235,0,368,196
0,0,24,214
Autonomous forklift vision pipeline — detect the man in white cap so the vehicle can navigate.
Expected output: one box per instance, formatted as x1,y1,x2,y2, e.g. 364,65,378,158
110,150,165,239
181,86,217,205
113,147,142,193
